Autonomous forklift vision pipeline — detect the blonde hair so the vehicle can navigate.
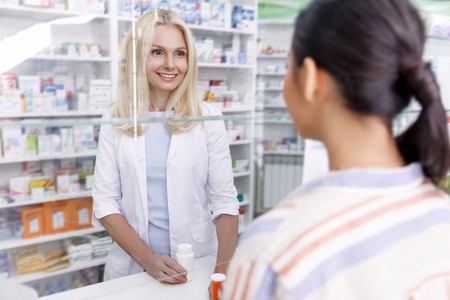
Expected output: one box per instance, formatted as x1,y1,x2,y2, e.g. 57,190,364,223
110,9,201,136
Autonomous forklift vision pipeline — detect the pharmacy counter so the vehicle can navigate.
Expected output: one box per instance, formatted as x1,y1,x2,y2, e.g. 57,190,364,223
42,255,216,300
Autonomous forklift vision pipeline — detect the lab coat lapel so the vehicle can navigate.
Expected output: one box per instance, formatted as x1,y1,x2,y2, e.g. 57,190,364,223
125,134,147,221
168,130,188,161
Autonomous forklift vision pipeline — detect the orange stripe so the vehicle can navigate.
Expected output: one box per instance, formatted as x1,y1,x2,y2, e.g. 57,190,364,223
230,265,243,300
272,195,382,264
240,262,255,300
446,277,450,299
273,202,297,210
406,272,450,297
279,190,441,276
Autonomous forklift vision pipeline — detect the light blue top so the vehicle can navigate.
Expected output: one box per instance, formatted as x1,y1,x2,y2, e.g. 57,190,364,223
145,110,175,256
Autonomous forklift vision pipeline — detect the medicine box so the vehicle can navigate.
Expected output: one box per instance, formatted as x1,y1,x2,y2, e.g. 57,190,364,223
1,92,22,113
203,38,214,63
2,124,22,158
43,201,71,234
69,197,93,231
21,205,45,239
10,176,31,196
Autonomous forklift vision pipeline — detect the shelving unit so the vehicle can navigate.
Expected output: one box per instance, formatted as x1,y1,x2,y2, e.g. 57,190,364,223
0,152,97,164
254,19,301,215
0,227,104,252
0,0,258,289
0,191,92,209
15,256,107,284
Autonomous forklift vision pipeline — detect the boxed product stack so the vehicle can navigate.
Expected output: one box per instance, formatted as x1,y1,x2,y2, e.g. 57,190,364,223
87,231,113,258
43,249,70,272
64,236,93,265
13,245,44,275
89,79,112,112
0,251,10,279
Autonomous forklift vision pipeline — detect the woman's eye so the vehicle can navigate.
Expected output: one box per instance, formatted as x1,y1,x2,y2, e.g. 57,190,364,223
175,52,185,57
152,50,162,55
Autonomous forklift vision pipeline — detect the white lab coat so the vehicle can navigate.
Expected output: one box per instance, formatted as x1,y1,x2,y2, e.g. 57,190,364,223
92,103,239,281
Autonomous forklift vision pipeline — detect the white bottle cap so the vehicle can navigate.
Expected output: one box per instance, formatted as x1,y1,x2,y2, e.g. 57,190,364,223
211,273,226,282
177,243,192,254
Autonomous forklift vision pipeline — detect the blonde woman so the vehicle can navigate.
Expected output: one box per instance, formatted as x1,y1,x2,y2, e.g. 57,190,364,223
92,9,239,286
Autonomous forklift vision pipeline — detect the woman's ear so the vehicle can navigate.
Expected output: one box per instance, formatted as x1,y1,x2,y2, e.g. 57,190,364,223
301,57,318,103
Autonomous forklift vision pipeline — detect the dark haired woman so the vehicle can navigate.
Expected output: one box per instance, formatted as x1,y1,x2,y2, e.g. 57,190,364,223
223,0,450,299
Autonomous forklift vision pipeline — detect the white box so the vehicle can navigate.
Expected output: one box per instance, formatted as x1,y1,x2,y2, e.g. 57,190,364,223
57,175,70,195
73,125,94,153
18,76,40,95
82,160,95,173
77,93,89,111
38,135,51,156
203,38,214,63
10,176,31,196
200,2,210,26
50,134,62,155
32,94,43,113
1,92,22,113
2,124,22,158
60,128,74,154
85,175,94,190
42,93,55,112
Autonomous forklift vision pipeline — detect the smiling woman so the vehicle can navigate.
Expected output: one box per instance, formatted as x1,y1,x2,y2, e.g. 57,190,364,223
111,9,201,135
91,8,239,296
146,26,188,109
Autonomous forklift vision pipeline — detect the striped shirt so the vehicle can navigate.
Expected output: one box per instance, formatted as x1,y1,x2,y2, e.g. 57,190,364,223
222,163,450,300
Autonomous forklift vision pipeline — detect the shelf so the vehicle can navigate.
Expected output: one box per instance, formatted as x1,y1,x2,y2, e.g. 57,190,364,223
263,151,304,156
263,105,287,109
239,200,251,207
258,19,295,25
256,120,293,124
0,227,104,252
229,139,252,146
198,63,253,69
15,256,107,283
0,111,103,119
0,152,97,164
221,107,254,113
233,171,251,178
258,88,283,92
257,54,288,59
0,4,110,20
0,191,92,209
256,73,286,76
30,55,111,62
117,17,253,35
238,225,248,234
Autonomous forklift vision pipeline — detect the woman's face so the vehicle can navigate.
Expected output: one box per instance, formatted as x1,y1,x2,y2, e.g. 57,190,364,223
146,25,188,93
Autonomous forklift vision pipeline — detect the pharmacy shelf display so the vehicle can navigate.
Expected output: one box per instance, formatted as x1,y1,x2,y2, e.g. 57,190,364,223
254,19,303,214
0,0,258,289
0,227,104,252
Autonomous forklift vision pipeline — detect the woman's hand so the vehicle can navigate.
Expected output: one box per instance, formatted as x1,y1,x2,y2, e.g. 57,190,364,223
143,252,188,284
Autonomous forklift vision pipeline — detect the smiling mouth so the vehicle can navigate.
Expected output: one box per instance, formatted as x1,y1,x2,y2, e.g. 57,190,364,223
157,73,177,78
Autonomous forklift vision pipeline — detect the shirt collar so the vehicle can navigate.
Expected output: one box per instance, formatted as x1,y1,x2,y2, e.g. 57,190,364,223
303,163,424,192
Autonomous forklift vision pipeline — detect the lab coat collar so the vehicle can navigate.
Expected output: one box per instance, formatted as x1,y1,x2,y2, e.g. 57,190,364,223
125,134,148,234
168,130,188,161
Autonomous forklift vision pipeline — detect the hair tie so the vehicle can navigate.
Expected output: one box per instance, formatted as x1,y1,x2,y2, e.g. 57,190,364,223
400,61,436,107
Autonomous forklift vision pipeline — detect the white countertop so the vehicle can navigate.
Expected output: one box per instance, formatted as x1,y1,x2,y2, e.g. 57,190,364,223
42,255,217,300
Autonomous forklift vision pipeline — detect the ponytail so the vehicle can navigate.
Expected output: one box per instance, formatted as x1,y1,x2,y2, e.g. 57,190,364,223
292,0,450,181
396,62,450,181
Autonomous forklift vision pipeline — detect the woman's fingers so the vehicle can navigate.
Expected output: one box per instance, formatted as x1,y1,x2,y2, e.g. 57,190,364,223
162,255,187,282
158,271,182,284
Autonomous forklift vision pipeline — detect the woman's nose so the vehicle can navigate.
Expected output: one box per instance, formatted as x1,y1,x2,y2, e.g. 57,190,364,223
164,55,174,69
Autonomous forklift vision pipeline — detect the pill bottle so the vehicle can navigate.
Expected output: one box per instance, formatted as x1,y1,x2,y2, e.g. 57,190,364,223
211,273,226,300
176,243,194,282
